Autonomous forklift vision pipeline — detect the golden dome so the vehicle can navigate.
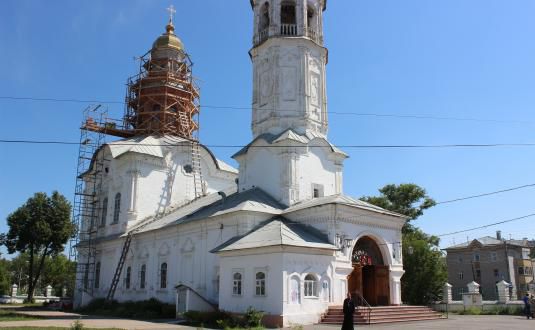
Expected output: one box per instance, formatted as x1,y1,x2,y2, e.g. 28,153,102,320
152,21,184,51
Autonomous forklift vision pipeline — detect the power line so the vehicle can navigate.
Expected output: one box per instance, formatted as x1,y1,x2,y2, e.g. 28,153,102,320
0,96,531,125
2,139,535,149
436,183,535,205
436,213,535,237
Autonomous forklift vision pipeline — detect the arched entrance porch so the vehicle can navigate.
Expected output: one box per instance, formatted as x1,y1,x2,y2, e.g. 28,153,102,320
347,236,390,306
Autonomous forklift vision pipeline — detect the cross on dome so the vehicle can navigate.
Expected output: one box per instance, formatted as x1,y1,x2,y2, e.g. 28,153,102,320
166,5,176,24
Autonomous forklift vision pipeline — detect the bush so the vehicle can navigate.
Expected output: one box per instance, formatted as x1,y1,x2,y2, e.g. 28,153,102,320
79,298,175,319
183,308,264,329
243,307,264,328
71,319,84,330
184,310,235,328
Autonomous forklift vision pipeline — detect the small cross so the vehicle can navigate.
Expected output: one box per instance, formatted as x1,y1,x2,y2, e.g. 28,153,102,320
166,5,176,23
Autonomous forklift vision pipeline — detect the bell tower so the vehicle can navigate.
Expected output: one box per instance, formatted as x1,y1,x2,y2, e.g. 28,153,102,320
236,1,345,208
250,0,328,138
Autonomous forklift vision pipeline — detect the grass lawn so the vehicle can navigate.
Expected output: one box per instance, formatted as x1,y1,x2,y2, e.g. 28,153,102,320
0,309,43,321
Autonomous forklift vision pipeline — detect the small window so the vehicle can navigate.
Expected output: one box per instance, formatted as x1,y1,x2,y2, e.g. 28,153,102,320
458,272,464,280
304,274,318,297
490,252,497,262
94,262,101,289
183,164,193,174
494,269,499,277
233,273,242,295
125,266,131,289
160,263,167,289
113,193,121,223
255,272,266,296
473,254,480,262
312,184,324,198
518,267,524,275
140,264,146,289
476,269,481,278
458,256,463,263
100,198,108,227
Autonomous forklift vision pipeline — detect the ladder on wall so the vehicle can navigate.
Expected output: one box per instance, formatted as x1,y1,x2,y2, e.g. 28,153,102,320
106,125,205,301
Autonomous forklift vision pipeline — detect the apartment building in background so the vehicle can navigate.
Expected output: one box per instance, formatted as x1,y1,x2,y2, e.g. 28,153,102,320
444,231,534,300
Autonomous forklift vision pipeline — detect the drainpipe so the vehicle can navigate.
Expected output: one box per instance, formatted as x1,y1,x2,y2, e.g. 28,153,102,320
504,241,511,297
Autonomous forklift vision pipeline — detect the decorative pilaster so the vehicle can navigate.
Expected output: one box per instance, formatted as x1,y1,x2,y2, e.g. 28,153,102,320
127,169,140,222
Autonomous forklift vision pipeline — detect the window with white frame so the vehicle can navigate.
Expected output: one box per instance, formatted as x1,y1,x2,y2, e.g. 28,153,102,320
125,266,131,289
522,248,530,260
304,274,318,297
140,264,146,289
100,198,108,227
458,272,464,280
233,272,242,295
113,193,121,223
94,262,101,289
490,252,497,262
255,272,266,296
160,263,167,289
473,253,480,262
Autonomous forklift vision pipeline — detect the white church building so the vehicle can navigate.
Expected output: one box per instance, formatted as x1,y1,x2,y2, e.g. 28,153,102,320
74,1,407,326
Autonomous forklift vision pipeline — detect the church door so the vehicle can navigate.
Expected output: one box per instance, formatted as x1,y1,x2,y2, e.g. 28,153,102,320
348,236,391,306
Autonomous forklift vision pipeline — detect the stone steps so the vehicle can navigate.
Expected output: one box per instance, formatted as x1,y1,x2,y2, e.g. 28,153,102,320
320,305,444,325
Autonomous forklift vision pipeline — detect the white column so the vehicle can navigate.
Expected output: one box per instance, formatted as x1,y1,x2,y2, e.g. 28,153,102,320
389,268,404,305
11,284,17,297
443,283,453,303
496,280,510,303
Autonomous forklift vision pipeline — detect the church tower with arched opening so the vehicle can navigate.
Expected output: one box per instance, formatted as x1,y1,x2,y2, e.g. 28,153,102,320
234,0,346,207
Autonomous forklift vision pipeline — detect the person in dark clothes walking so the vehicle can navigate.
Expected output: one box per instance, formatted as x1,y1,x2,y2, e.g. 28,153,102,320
342,292,356,330
523,293,532,319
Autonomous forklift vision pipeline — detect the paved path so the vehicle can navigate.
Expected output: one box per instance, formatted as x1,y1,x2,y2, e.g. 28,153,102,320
0,309,533,329
0,308,192,329
306,315,535,330
0,318,190,329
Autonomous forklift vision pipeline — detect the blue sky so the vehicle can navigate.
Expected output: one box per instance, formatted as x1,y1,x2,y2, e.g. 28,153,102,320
1,0,535,251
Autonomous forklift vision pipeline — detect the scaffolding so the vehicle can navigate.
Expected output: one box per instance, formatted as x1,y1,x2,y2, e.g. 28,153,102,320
70,105,110,297
75,28,205,301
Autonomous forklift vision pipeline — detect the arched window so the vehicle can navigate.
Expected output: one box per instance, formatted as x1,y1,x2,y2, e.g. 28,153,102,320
259,2,270,36
255,272,266,296
100,198,108,227
94,262,101,289
140,264,146,289
83,265,89,290
304,274,318,297
125,266,131,289
233,273,242,295
280,1,297,35
307,6,315,29
113,193,121,224
160,263,167,289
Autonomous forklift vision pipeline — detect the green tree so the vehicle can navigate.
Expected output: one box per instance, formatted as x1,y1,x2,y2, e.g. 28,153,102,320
42,254,76,297
0,258,11,295
9,253,30,294
361,183,446,305
4,191,75,301
360,183,436,233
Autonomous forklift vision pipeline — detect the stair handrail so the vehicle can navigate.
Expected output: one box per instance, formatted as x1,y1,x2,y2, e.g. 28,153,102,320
353,292,372,325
